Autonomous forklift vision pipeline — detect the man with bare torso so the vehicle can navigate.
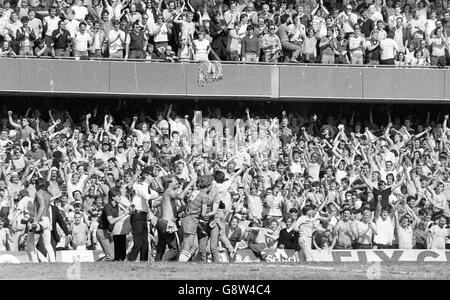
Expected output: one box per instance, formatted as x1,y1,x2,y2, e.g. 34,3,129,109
155,175,194,261
26,178,55,262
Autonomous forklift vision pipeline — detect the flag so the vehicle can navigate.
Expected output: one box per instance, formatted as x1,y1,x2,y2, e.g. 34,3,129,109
197,61,223,86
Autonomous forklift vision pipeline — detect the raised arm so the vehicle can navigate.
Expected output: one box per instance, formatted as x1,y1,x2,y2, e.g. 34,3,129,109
173,3,186,24
384,123,395,146
360,170,374,192
7,111,21,129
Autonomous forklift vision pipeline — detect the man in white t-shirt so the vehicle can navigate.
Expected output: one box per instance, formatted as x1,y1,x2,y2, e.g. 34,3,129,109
108,20,125,58
73,21,91,57
212,167,245,214
379,31,399,65
293,205,330,261
43,7,61,45
428,215,449,249
150,15,169,50
396,215,414,249
71,0,89,21
64,10,80,38
67,172,88,203
27,9,42,39
374,201,397,248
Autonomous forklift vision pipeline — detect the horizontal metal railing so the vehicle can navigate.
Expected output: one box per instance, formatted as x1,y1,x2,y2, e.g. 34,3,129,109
1,55,443,69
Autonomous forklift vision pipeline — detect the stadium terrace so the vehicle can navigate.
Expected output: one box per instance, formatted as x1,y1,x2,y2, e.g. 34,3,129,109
0,99,449,264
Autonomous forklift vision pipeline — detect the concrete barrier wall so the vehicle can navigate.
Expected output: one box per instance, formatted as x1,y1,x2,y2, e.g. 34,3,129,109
0,58,449,102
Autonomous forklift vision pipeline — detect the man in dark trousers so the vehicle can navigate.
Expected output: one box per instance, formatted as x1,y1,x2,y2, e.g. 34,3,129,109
127,166,161,262
36,204,71,255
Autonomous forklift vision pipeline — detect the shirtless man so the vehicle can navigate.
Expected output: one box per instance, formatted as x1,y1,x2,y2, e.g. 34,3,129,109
26,178,55,262
154,175,194,261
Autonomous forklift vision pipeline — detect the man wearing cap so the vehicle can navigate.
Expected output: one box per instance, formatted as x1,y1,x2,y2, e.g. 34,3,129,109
15,16,36,56
127,166,160,262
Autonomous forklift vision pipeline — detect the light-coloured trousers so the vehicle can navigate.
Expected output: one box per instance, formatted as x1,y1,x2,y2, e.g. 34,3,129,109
26,217,55,263
299,236,313,262
96,229,115,261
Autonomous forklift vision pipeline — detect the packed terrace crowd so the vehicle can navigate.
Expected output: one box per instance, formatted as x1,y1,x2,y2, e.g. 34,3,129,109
0,100,449,263
0,0,450,65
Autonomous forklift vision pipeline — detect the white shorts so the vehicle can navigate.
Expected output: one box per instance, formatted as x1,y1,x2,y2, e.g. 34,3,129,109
40,216,51,231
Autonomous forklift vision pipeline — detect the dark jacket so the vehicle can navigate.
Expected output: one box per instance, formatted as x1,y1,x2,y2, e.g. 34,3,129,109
224,225,243,247
359,18,375,38
51,205,71,243
278,228,300,251
16,26,36,44
209,19,228,49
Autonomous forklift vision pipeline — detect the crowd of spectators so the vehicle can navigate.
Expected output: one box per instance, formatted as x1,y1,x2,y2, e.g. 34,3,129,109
0,100,449,262
0,0,450,65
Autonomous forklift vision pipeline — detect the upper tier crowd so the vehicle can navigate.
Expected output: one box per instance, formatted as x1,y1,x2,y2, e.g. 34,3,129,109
0,0,450,65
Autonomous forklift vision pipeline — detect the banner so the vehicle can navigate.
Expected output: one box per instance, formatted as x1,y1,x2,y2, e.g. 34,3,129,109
2,249,450,263
309,249,450,263
232,249,450,263
0,251,105,263
56,250,96,263
232,249,299,263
